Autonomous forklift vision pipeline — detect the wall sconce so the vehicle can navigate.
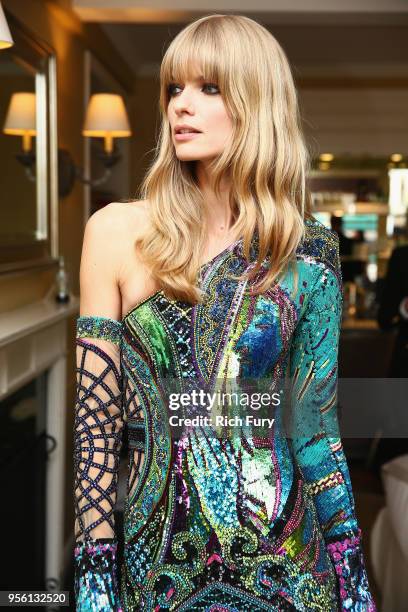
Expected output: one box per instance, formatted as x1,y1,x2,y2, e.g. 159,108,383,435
0,2,14,49
3,92,37,180
83,93,132,156
3,91,132,197
58,93,132,196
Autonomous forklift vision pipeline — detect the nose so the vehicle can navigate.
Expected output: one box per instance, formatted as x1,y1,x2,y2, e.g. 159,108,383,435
173,86,195,115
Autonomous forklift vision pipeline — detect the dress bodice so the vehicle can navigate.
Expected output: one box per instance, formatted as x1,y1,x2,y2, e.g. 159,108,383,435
74,217,376,611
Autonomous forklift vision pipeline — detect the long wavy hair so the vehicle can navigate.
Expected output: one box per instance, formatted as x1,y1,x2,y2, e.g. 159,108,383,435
135,13,312,303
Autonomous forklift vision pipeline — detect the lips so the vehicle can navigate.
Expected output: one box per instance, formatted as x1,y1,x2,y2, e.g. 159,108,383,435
174,126,202,134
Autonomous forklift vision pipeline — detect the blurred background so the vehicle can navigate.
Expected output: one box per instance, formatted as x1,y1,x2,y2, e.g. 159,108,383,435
0,1,408,610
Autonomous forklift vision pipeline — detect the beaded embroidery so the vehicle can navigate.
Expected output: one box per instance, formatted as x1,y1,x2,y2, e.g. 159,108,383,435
73,217,376,611
74,539,123,611
326,529,377,611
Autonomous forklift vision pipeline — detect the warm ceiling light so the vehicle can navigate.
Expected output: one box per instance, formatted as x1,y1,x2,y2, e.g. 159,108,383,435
82,93,132,154
390,153,403,163
3,92,36,151
0,3,13,49
319,153,334,162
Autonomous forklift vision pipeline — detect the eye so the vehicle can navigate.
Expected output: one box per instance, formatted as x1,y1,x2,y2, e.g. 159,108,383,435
203,83,220,94
167,82,220,97
167,83,181,96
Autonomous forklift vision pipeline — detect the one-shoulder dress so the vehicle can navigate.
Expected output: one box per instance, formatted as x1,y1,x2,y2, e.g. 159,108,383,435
73,217,376,611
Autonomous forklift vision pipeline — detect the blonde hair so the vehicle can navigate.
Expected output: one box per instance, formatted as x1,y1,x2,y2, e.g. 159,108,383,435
135,13,312,303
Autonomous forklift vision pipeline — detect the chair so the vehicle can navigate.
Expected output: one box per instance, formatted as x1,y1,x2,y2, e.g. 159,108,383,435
371,454,408,611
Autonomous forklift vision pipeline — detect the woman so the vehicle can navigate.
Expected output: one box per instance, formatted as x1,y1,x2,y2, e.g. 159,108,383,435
73,14,376,611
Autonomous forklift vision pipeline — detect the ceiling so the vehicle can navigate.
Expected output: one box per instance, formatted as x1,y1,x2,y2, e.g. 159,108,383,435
71,1,408,80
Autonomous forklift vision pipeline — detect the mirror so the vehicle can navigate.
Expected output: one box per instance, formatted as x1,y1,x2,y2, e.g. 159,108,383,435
0,11,58,273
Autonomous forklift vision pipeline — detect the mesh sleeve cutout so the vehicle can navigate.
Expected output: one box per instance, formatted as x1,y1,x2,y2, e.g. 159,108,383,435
73,315,124,611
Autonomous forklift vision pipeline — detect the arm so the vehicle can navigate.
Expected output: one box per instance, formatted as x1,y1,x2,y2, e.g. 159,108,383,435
73,208,124,611
289,234,376,611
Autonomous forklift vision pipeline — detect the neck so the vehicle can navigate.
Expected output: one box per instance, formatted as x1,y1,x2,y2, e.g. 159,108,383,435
195,162,236,236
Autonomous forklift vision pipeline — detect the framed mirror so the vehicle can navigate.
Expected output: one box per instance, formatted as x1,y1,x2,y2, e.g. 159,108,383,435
0,11,58,273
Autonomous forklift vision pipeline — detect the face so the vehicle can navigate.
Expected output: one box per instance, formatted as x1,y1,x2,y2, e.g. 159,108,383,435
167,65,233,166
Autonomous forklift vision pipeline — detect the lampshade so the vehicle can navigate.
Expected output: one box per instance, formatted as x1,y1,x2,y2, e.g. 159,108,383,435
82,94,131,138
0,3,13,50
3,92,36,135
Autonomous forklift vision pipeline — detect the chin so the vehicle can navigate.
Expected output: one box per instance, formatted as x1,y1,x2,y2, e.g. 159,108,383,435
175,150,217,163
174,150,199,161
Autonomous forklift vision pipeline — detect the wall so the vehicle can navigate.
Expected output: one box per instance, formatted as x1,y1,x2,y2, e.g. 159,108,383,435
299,87,408,157
0,0,135,554
129,74,161,197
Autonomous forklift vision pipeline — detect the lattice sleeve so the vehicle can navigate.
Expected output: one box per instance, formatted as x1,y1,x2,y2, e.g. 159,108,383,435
289,235,376,611
73,315,125,612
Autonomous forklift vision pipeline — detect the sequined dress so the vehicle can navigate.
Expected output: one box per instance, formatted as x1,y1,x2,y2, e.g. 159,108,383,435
73,217,376,611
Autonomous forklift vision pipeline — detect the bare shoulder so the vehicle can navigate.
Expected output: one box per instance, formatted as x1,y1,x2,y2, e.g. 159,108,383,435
88,200,151,236
87,201,151,258
92,198,150,259
116,200,163,316
79,200,152,319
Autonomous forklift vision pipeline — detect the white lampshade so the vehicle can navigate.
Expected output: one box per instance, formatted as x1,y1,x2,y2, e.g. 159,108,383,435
0,3,13,50
83,92,131,135
3,92,36,151
83,93,131,154
3,92,36,134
